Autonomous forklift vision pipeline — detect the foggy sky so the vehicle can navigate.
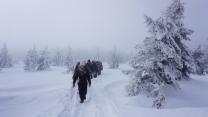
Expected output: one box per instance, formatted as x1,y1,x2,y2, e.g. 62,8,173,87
0,0,207,54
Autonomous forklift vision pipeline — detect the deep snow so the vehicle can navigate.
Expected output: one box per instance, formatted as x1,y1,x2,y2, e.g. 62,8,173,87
0,64,208,117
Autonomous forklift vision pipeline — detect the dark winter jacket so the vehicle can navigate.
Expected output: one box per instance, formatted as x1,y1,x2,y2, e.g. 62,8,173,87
74,62,80,72
86,61,93,74
73,65,91,86
92,61,98,72
96,61,103,71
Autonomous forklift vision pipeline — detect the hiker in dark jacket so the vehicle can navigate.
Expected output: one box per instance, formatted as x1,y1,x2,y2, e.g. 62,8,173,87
96,61,103,75
72,61,91,103
92,61,98,78
86,60,93,79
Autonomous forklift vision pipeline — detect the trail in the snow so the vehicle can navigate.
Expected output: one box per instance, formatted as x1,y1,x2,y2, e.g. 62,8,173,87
54,69,124,117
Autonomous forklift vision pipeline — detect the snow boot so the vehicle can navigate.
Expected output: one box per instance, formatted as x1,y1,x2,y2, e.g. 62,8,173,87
80,100,84,103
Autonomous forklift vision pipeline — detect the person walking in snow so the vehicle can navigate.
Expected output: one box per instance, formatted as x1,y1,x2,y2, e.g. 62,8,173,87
96,61,103,75
91,60,98,78
72,61,91,103
86,59,94,79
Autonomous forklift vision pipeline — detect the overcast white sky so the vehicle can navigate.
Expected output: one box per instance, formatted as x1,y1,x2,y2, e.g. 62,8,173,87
0,0,207,54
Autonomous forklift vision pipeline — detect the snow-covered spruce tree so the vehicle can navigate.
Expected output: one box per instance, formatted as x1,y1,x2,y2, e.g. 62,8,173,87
127,0,193,108
200,44,208,74
24,47,39,72
203,53,208,74
37,48,50,71
165,0,194,79
192,45,205,75
53,49,64,66
108,47,120,69
0,44,13,68
65,47,74,73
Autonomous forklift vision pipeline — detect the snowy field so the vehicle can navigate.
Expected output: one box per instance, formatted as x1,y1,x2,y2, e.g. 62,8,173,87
0,64,208,117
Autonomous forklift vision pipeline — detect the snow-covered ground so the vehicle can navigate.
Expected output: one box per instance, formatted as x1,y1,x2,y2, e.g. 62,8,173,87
0,64,208,117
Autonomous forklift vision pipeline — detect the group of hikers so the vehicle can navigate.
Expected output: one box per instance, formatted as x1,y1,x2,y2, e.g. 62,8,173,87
72,60,103,103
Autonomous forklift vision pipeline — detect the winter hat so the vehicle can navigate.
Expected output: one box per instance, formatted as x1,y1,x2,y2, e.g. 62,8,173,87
80,61,86,68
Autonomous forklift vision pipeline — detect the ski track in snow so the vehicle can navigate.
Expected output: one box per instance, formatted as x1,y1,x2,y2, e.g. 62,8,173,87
54,69,123,117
